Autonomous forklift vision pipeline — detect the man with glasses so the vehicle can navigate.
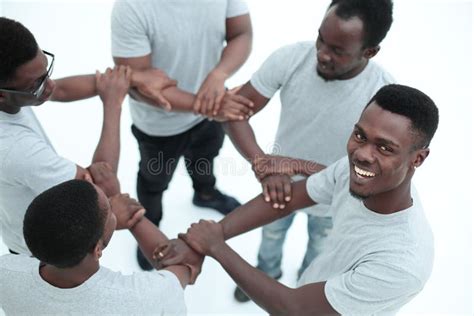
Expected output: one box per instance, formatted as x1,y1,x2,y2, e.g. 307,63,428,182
0,17,174,256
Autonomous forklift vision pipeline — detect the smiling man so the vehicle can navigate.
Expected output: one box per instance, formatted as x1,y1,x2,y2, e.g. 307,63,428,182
222,0,395,302
175,84,439,315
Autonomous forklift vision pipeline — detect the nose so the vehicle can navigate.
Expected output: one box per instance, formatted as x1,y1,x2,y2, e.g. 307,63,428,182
353,143,376,165
317,45,331,63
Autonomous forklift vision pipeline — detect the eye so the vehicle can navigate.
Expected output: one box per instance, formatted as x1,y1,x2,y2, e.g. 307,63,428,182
378,144,393,153
354,131,365,141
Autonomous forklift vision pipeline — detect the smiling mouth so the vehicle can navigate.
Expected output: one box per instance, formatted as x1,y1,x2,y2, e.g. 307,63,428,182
354,165,375,178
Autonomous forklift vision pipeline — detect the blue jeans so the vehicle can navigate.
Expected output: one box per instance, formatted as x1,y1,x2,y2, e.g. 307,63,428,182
257,213,333,279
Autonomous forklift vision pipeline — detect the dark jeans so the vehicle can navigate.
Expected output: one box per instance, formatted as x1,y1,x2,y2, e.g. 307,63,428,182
131,120,225,226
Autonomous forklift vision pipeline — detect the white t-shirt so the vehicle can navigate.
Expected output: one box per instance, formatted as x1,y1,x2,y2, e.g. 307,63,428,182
298,158,434,315
0,107,76,254
0,254,186,315
111,0,249,136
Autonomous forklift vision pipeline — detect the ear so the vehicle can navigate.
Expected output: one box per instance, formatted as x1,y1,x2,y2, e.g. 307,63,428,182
363,46,380,59
93,242,103,261
412,148,430,169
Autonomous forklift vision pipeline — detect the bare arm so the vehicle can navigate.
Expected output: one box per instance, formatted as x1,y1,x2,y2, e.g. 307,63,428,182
220,179,314,239
130,218,191,288
50,74,97,102
193,13,253,114
114,55,198,112
91,66,131,174
182,220,337,315
223,82,270,161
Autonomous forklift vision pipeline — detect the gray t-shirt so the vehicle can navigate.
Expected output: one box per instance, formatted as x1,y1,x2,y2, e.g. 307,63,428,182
0,254,186,315
0,108,76,254
111,0,249,136
251,41,394,215
251,41,394,166
298,158,434,315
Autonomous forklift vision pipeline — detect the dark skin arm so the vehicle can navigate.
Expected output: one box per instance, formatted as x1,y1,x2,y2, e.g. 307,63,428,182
114,55,253,121
193,13,253,115
50,74,97,102
130,218,191,288
181,218,337,315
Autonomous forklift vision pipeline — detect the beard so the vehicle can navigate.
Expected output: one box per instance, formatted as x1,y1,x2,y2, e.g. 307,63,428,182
349,188,369,201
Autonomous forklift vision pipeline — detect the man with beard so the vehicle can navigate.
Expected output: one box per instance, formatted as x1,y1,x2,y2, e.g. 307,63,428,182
222,0,395,301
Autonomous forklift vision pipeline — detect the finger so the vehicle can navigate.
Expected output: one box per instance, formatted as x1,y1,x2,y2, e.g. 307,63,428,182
193,96,202,114
213,92,225,116
126,208,145,227
206,94,215,116
276,181,285,206
154,92,172,111
230,94,254,108
269,184,279,209
262,183,270,202
284,178,292,202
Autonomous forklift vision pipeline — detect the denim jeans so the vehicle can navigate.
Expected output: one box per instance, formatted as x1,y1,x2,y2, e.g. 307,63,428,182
257,212,333,279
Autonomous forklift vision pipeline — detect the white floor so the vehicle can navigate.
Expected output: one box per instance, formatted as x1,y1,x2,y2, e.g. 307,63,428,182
0,0,472,315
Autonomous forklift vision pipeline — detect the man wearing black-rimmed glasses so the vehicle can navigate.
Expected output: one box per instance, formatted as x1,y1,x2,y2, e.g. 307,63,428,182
0,17,174,256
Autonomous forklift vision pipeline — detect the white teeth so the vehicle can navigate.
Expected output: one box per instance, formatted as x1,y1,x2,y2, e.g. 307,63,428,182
354,165,375,177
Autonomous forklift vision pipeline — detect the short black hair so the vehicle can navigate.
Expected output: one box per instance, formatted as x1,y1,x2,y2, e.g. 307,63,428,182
0,17,39,86
24,180,107,268
368,84,439,149
329,0,393,48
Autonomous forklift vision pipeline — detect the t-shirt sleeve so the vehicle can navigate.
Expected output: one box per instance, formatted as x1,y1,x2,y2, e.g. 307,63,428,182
325,259,422,315
306,158,346,206
111,1,151,58
140,270,186,315
250,44,297,99
4,134,76,195
226,0,249,18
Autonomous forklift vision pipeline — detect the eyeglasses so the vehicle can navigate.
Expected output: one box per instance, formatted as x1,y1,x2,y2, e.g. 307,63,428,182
0,50,55,98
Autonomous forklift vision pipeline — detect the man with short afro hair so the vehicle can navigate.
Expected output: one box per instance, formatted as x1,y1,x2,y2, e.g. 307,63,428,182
1,179,194,314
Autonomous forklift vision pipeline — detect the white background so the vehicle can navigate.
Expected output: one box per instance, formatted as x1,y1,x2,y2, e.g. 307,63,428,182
0,0,472,315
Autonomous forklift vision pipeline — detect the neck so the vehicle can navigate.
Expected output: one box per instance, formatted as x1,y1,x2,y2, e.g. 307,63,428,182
39,257,100,289
363,182,413,214
0,104,21,114
339,59,369,80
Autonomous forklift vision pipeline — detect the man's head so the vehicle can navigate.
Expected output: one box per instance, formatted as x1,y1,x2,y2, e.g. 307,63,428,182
347,84,439,202
0,17,55,110
23,180,117,268
316,0,393,80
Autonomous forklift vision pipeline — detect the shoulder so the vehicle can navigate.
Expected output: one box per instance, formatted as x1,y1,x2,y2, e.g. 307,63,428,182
367,61,396,85
0,254,37,275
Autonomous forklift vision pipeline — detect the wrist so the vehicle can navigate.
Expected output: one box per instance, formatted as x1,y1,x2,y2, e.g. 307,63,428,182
211,68,229,80
209,241,229,259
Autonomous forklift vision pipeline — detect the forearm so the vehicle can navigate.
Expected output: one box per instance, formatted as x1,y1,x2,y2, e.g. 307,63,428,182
223,120,265,162
212,243,294,314
292,158,326,177
129,86,196,112
92,106,122,173
215,32,252,79
220,180,314,239
130,218,169,265
50,75,97,101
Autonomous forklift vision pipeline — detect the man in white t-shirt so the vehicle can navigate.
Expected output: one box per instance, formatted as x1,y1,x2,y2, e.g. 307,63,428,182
0,17,175,255
111,0,254,270
178,84,439,315
0,179,195,315
223,0,395,301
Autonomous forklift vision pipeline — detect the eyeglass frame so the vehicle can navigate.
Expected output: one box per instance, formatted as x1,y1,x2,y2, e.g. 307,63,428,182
0,50,55,98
